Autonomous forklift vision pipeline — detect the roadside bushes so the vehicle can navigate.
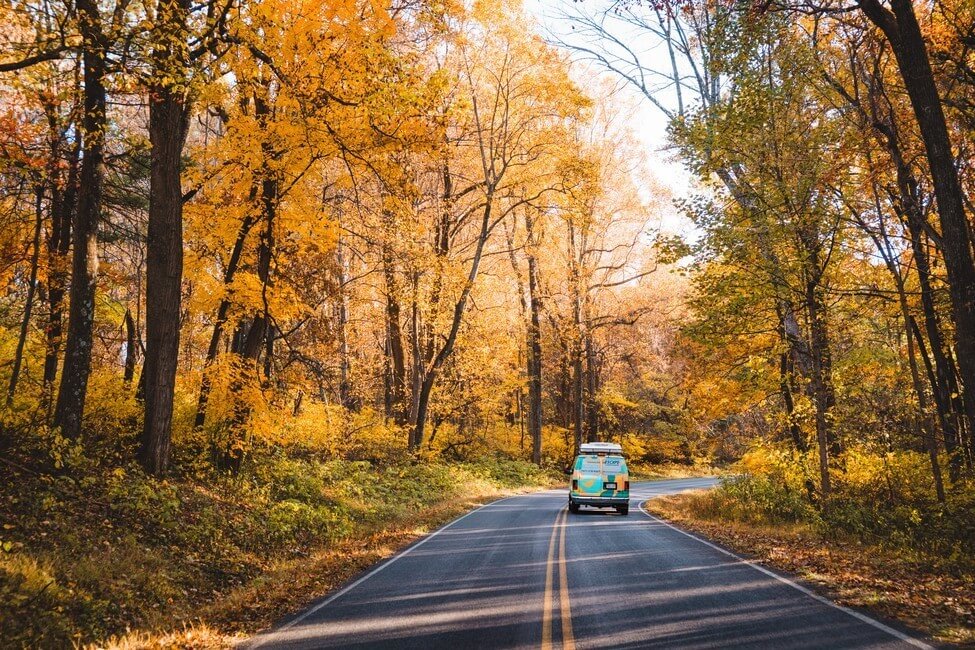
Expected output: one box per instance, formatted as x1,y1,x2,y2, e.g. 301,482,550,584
0,373,570,646
0,427,558,648
700,444,975,564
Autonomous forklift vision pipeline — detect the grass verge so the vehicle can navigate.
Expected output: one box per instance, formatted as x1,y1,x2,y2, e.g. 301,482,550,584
645,490,975,646
1,448,559,649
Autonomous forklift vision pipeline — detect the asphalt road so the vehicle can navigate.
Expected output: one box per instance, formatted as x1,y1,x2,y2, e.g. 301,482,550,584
246,478,932,650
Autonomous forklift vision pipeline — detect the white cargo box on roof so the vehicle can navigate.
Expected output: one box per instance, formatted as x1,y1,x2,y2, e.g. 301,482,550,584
579,442,623,455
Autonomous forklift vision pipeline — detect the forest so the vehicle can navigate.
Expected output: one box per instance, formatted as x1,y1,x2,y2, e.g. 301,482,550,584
1,0,974,645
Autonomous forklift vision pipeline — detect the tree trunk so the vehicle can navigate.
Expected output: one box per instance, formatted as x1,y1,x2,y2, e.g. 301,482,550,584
336,235,353,408
218,173,276,474
408,280,423,430
778,347,807,453
7,188,44,406
568,219,585,454
54,4,105,438
43,140,77,400
860,0,975,451
123,308,137,385
140,0,191,474
193,212,256,429
505,212,545,465
526,235,544,466
381,214,407,428
584,333,599,443
805,275,834,498
572,340,584,454
903,298,946,503
871,217,947,502
412,189,495,450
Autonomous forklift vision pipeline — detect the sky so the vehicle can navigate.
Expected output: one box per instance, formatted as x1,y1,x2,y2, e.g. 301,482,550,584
522,0,697,238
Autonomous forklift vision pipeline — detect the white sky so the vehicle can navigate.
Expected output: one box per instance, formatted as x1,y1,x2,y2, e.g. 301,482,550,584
522,0,697,239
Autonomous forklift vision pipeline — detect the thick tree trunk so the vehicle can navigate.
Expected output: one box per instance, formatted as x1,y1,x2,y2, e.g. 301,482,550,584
140,0,191,474
860,0,975,451
54,5,105,438
7,188,44,405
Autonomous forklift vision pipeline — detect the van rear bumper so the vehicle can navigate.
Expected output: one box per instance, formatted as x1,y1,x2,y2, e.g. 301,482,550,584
569,494,629,507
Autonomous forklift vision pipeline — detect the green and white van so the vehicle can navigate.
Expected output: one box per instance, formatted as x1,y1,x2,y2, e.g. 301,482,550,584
568,442,630,515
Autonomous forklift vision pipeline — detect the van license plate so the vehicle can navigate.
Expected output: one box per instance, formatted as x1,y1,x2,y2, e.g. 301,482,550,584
604,482,617,490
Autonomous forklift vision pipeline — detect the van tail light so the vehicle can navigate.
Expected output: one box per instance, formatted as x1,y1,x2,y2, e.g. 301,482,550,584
572,479,578,490
623,480,629,491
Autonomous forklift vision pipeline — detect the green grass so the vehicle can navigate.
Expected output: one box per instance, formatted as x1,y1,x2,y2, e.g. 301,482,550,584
0,445,559,649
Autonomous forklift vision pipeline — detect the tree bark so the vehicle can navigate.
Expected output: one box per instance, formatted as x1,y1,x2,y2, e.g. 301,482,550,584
123,308,137,386
54,1,105,438
859,0,975,451
381,227,408,427
336,235,353,408
140,0,192,475
584,333,599,442
526,225,544,466
43,133,77,400
778,347,807,453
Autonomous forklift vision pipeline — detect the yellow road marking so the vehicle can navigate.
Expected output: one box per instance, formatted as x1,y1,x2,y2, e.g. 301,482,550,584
542,508,575,650
542,509,561,650
558,512,575,650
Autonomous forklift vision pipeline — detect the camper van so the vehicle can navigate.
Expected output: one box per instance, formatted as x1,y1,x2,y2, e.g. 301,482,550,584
568,442,630,515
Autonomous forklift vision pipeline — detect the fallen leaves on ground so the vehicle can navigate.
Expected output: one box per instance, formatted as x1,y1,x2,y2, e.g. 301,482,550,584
647,493,975,647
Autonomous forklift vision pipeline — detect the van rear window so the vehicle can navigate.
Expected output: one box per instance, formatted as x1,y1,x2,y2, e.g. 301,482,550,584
576,456,601,473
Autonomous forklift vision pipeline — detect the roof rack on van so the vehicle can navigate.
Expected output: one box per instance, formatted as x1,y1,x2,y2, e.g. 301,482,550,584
579,442,623,455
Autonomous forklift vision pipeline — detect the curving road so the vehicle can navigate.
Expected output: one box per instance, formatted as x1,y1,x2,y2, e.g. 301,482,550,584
245,478,933,650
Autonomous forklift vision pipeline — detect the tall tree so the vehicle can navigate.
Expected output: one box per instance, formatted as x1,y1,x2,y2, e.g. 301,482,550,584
53,0,108,439
139,0,193,475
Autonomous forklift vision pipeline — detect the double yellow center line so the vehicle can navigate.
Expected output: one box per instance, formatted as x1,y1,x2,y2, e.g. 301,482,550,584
542,508,575,650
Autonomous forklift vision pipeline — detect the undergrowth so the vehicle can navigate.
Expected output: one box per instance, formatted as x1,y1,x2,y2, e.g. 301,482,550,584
0,424,558,648
672,444,975,569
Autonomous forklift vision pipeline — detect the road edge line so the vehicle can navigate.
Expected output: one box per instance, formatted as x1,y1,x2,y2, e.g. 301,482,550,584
637,500,934,650
245,492,530,649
